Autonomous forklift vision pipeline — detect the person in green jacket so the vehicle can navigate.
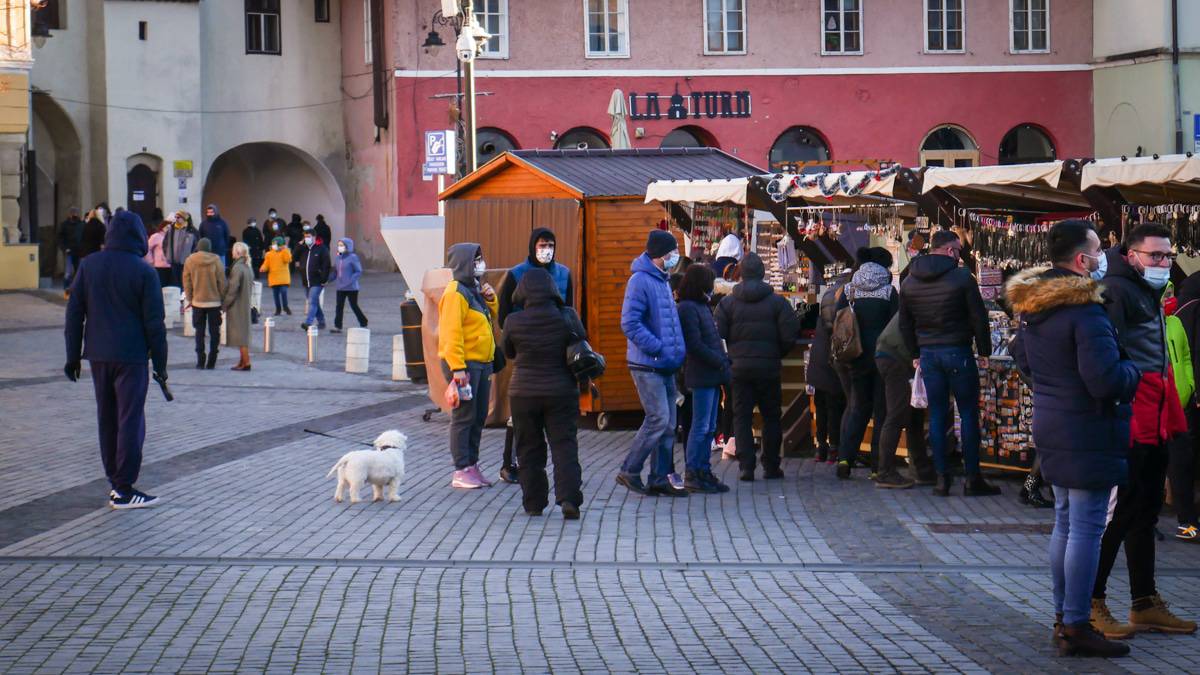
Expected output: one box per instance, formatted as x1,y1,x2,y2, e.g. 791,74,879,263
1165,281,1199,541
874,313,935,488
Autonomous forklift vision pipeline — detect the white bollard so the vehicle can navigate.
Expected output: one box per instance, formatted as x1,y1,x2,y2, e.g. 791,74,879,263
345,327,370,374
263,317,275,353
392,334,409,381
183,307,194,337
307,325,319,363
220,312,228,345
252,281,263,315
161,287,181,329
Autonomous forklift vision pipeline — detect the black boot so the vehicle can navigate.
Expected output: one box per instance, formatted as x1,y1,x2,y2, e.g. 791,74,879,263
1020,472,1054,508
964,473,1002,497
684,470,718,493
933,473,952,497
1057,622,1130,658
1052,613,1065,649
702,470,731,493
196,352,205,369
205,350,218,370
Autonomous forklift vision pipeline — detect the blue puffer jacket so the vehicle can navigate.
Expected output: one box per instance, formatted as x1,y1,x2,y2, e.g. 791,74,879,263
330,237,364,291
1008,267,1140,490
677,299,730,389
65,210,168,374
620,253,685,373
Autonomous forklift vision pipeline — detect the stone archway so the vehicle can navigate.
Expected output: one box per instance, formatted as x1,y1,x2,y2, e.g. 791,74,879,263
202,142,346,243
30,93,82,274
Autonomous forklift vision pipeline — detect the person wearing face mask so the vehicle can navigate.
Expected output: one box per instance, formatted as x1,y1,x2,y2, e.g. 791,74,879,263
260,236,292,315
494,228,575,484
676,264,731,494
438,243,500,490
715,253,801,482
1006,219,1140,658
163,211,197,288
329,237,368,333
615,230,688,497
296,229,330,331
199,204,231,266
262,208,283,243
1087,223,1195,639
242,218,265,280
898,229,998,497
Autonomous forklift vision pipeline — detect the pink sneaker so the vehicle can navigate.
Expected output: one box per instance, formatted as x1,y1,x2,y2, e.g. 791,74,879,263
451,469,485,489
468,464,493,487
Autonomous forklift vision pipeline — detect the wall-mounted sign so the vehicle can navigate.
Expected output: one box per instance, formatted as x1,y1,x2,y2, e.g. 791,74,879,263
629,88,752,121
173,160,193,178
132,190,146,202
423,129,456,175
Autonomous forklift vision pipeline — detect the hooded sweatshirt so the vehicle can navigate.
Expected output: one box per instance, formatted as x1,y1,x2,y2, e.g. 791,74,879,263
330,237,364,291
438,243,498,371
835,262,899,375
498,227,574,322
714,253,800,378
183,238,228,308
198,204,231,258
64,210,168,373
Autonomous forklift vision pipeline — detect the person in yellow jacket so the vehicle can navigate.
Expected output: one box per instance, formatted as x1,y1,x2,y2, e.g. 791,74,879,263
439,242,499,489
260,236,293,316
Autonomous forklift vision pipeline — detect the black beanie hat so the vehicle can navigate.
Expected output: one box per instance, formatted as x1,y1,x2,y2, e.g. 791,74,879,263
646,230,677,259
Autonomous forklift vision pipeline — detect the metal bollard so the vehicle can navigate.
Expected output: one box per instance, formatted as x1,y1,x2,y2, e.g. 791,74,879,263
220,312,227,345
263,317,275,353
307,325,319,363
345,327,370,374
183,307,194,337
392,334,409,381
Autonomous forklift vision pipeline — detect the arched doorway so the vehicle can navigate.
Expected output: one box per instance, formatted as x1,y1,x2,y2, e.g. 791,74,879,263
769,126,831,173
126,153,162,227
660,125,719,149
554,127,609,150
203,142,346,244
920,125,979,167
998,124,1056,165
477,127,518,165
28,93,82,257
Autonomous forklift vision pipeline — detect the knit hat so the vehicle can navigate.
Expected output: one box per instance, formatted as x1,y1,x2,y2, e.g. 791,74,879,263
272,236,286,247
197,237,212,252
646,230,677,259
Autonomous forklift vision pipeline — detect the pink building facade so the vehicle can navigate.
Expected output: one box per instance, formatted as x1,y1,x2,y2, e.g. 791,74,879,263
344,0,1094,268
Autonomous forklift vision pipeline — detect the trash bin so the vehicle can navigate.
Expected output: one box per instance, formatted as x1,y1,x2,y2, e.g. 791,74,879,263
400,298,427,384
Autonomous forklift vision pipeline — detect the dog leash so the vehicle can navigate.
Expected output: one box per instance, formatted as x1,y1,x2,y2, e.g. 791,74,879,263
302,429,375,448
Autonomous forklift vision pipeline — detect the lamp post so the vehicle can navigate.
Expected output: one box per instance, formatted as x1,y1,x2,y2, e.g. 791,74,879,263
422,1,477,178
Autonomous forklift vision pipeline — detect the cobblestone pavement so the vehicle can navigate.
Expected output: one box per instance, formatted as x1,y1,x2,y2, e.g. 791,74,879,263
2,276,1200,673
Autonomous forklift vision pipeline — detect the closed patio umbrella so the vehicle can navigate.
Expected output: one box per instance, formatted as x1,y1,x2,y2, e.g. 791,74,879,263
608,89,631,150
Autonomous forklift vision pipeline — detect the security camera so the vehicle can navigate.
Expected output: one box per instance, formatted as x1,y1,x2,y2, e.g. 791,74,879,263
576,142,589,150
456,31,476,63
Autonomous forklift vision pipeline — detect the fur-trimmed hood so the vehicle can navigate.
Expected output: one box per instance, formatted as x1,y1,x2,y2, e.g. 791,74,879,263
1005,266,1105,317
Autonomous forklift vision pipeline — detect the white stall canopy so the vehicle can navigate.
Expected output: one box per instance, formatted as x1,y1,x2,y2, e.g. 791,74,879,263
644,178,749,205
922,161,1064,193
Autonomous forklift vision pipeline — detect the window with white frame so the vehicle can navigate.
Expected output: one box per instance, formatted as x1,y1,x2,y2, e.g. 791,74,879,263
1011,0,1048,53
475,0,509,58
585,0,628,58
704,0,745,55
246,0,281,55
925,0,963,53
363,0,372,64
822,0,861,54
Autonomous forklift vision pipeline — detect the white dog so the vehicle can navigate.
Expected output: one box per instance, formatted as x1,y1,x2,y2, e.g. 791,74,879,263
327,430,407,503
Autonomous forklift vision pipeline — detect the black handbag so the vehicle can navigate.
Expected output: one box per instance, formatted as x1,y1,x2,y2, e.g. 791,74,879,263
560,308,606,383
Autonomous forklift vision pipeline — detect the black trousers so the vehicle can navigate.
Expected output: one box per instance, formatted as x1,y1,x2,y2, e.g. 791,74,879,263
90,362,148,494
335,290,368,329
732,375,782,472
813,389,845,451
512,394,583,511
877,355,933,477
1168,407,1199,526
193,307,221,355
837,370,886,468
1093,442,1170,602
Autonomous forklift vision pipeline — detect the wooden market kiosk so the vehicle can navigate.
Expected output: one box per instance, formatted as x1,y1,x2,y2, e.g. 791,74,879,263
437,148,763,429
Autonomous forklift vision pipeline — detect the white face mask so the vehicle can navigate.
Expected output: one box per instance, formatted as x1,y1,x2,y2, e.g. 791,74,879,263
535,248,554,264
97,208,106,219
337,245,346,254
474,261,487,278
664,251,680,270
1082,251,1107,281
304,237,314,246
1143,266,1171,289
269,211,277,219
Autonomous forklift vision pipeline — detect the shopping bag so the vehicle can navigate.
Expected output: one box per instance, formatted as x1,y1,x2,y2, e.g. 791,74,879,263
911,365,928,409
444,381,461,410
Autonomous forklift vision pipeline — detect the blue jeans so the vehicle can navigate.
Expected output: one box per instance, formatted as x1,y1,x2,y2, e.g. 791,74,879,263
1050,486,1111,625
271,285,290,312
919,345,981,475
621,369,677,486
685,386,720,472
63,253,79,289
305,286,325,327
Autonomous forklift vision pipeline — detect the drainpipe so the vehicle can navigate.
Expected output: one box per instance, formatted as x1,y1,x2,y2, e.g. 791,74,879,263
1172,0,1183,154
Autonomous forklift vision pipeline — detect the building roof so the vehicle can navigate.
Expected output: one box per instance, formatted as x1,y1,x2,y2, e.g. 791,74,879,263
439,148,764,200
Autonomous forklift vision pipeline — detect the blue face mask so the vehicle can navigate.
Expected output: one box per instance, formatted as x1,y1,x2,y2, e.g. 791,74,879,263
664,252,680,270
1143,266,1170,289
1083,251,1107,281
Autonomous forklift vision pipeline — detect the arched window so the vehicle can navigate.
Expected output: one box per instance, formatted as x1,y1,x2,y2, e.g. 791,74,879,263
998,124,1056,165
660,125,719,149
476,127,518,165
769,126,831,174
555,127,609,150
920,125,979,167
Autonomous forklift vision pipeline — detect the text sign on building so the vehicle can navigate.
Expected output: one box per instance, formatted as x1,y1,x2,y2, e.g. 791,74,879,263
423,130,457,176
173,160,193,178
628,90,752,121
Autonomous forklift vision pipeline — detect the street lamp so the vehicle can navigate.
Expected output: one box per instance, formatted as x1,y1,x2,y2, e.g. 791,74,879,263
422,4,480,178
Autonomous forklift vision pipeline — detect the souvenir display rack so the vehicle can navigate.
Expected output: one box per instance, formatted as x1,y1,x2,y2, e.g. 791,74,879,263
687,204,746,262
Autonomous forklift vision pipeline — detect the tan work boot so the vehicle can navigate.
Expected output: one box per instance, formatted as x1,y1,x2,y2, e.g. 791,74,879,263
1130,594,1197,634
1091,598,1137,639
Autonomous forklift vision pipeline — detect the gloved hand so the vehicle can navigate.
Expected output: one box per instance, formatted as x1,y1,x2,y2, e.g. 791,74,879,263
153,369,168,383
64,361,81,382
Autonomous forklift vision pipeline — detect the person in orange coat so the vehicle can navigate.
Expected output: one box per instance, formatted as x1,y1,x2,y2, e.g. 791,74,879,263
260,236,292,315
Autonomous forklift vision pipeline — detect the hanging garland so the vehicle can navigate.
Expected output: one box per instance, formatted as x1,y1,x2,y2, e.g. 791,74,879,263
766,165,902,203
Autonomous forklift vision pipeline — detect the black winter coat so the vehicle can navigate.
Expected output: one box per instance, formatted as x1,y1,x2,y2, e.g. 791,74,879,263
242,226,265,261
898,254,990,356
715,278,801,379
500,268,586,399
80,217,106,258
677,299,731,389
1101,248,1168,376
298,243,331,287
835,264,899,376
1008,267,1140,490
